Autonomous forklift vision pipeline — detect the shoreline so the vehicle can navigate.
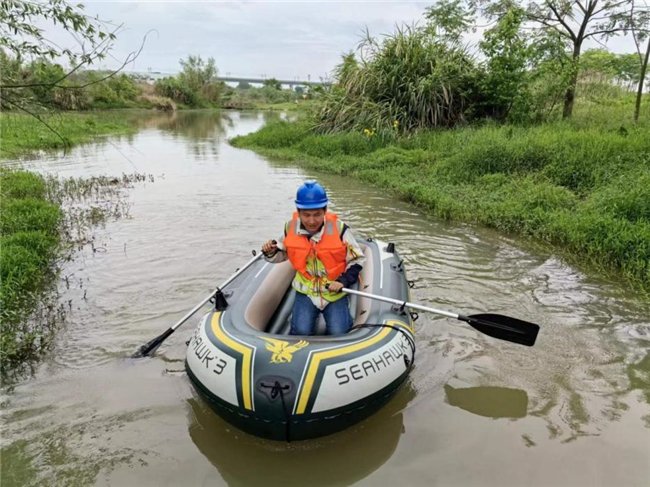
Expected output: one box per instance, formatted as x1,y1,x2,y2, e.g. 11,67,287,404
231,117,649,294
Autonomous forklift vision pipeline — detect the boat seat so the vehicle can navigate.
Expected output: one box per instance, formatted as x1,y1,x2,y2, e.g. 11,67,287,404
249,243,373,336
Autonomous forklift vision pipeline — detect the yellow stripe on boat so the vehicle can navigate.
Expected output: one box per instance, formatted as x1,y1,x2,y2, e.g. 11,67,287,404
211,312,254,410
295,319,411,414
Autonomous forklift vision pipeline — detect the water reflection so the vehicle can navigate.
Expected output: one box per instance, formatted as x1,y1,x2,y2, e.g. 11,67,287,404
187,384,416,486
2,110,650,485
444,384,528,419
627,352,650,404
128,110,231,160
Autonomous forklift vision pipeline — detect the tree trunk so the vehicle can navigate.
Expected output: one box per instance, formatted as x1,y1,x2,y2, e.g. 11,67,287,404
563,43,582,119
634,37,650,124
562,75,577,119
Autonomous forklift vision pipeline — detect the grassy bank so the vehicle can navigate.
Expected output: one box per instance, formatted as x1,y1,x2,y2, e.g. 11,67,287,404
0,170,62,367
0,112,138,159
231,108,650,292
0,169,150,373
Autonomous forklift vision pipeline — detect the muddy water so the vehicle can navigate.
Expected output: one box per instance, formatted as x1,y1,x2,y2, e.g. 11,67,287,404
1,111,648,486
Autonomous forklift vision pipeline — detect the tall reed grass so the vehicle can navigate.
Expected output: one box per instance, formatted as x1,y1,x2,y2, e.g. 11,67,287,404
315,26,477,135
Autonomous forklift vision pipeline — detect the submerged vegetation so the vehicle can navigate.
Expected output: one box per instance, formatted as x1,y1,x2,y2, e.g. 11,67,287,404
0,169,152,374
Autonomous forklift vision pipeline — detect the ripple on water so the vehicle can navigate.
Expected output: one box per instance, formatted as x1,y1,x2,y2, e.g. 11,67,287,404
3,113,650,486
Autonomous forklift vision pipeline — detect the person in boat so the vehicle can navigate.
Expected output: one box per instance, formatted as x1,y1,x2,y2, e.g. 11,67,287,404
262,180,365,335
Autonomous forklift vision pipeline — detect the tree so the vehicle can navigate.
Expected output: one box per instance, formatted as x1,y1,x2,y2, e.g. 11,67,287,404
424,0,476,44
0,1,143,142
479,5,531,120
0,0,118,65
179,55,218,93
611,1,650,122
263,78,282,90
155,55,222,107
522,0,643,118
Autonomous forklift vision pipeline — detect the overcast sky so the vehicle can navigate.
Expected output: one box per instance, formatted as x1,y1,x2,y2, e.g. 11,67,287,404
51,1,639,82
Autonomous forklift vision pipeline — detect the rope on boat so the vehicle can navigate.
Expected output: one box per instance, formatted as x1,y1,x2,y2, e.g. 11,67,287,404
274,381,292,442
259,380,293,442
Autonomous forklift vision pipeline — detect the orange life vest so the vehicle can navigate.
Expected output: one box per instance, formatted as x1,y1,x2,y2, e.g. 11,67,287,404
284,212,347,281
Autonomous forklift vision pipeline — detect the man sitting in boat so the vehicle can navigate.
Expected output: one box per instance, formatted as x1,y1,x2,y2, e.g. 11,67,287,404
261,180,365,335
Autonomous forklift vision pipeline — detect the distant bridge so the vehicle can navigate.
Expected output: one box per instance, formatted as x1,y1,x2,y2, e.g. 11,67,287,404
217,76,330,88
126,71,330,88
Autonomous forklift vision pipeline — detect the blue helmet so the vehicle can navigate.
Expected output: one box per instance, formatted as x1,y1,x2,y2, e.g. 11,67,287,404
295,180,328,209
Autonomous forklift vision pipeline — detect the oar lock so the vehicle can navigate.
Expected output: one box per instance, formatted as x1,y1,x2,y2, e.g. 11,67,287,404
390,301,419,321
210,288,232,311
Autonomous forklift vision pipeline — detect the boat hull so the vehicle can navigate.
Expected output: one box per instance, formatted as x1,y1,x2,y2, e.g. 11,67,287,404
185,239,415,441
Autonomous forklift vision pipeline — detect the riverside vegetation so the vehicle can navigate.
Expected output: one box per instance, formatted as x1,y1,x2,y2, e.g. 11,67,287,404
232,17,650,293
0,112,138,159
1,0,648,373
1,51,309,113
0,169,152,375
232,106,649,292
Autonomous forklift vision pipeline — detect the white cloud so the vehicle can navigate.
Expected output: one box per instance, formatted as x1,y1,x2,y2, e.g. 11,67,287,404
60,1,429,79
38,0,640,81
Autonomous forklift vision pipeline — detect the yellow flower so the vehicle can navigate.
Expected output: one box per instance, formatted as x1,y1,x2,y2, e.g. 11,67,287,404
393,120,399,129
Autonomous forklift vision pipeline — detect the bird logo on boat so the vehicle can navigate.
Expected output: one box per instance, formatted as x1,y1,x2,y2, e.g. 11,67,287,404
261,337,309,364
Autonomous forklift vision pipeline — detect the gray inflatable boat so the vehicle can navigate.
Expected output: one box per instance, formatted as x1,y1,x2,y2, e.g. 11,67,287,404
185,238,415,441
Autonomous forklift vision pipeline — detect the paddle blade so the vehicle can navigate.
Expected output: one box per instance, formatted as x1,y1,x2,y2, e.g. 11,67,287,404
132,328,174,358
460,313,539,347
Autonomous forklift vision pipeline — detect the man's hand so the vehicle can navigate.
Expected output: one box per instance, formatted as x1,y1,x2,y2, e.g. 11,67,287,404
327,281,344,293
261,240,278,256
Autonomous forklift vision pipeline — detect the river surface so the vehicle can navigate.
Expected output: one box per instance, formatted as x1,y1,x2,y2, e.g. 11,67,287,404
1,110,649,486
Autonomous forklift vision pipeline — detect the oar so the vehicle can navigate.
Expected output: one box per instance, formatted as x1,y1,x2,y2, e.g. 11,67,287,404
341,287,539,346
133,252,264,357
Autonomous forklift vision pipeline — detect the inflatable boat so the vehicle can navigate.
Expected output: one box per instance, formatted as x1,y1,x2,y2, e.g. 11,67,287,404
185,238,416,441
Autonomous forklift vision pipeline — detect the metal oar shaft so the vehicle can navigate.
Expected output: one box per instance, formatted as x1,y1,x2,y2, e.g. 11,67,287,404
342,286,539,347
171,252,263,331
342,287,458,320
134,251,266,357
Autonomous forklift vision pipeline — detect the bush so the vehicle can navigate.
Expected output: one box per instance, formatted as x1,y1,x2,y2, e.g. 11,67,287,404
155,77,200,107
316,25,480,134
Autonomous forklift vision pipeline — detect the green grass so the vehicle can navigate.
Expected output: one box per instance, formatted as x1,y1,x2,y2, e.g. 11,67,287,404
0,112,137,159
0,170,62,368
232,101,650,292
0,169,150,372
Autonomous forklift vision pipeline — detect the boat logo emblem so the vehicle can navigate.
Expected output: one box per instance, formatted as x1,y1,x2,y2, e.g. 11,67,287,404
260,337,309,364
